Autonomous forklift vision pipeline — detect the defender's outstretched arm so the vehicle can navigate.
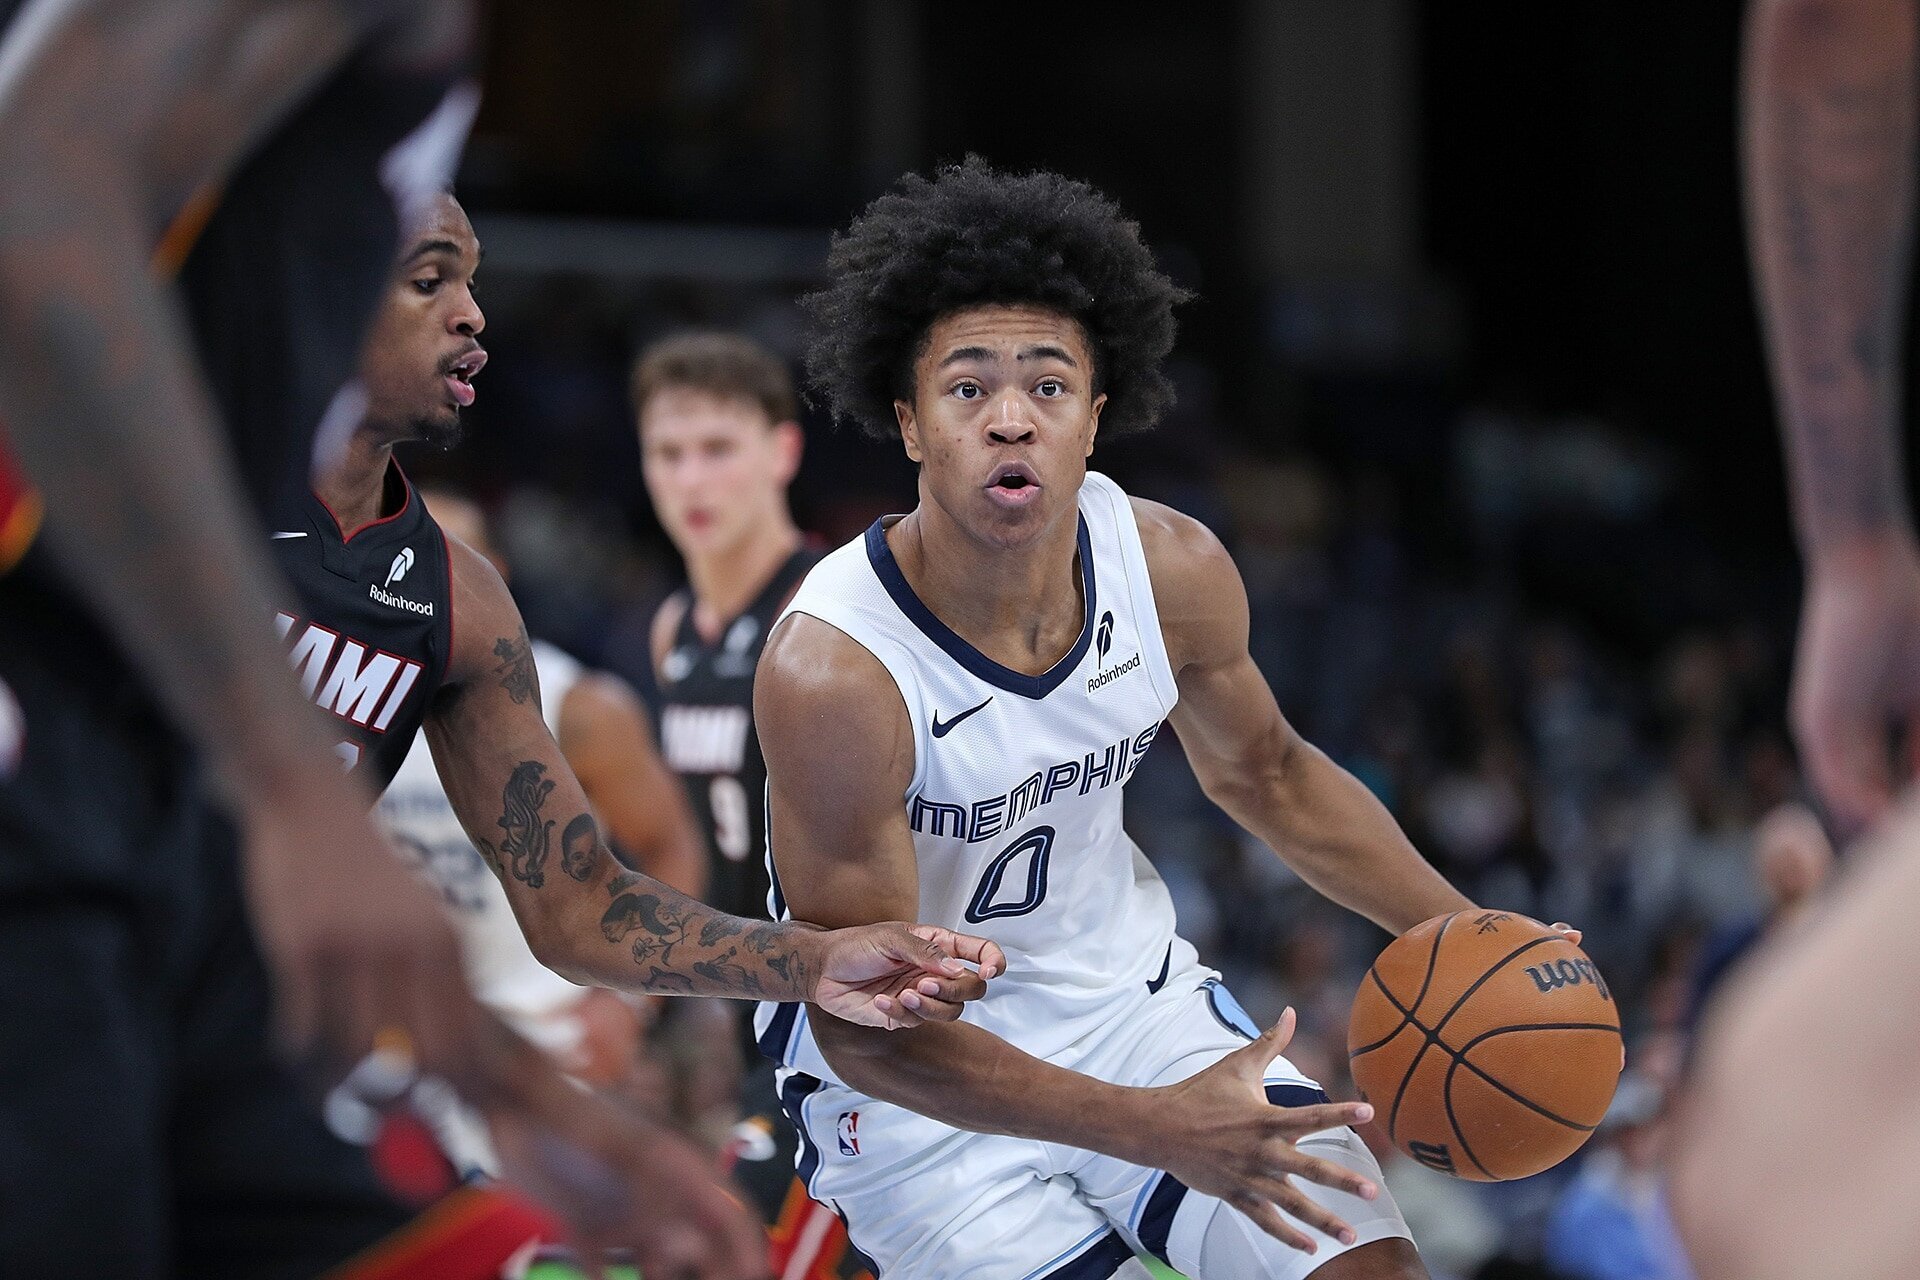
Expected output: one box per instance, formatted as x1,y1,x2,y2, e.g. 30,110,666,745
428,534,993,1020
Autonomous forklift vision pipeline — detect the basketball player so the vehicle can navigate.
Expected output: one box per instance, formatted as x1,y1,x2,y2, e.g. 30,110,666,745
379,485,701,1086
636,334,871,1277
0,5,989,1275
279,186,998,1029
751,159,1478,1280
1674,3,1920,1276
0,2,763,1275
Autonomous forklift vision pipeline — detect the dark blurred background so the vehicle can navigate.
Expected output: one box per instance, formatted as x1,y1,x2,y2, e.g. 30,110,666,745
410,6,1865,1275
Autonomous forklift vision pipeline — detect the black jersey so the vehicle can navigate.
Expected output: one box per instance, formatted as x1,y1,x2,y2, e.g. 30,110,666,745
268,464,452,794
657,547,820,922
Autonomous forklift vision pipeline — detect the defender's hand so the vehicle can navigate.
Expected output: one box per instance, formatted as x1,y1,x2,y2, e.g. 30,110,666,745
810,922,1005,1029
1144,1009,1378,1255
482,1027,768,1280
1794,530,1920,833
241,790,483,1087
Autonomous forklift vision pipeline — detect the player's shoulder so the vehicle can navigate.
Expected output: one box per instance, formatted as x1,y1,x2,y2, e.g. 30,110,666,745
757,611,914,789
758,610,898,708
1126,494,1238,596
442,528,525,675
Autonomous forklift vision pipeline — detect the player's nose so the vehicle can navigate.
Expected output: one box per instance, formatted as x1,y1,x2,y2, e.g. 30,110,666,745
450,289,485,337
985,388,1035,444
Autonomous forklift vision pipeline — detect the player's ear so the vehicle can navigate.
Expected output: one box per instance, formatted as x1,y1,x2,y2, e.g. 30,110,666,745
1085,392,1106,458
895,399,923,464
771,420,804,485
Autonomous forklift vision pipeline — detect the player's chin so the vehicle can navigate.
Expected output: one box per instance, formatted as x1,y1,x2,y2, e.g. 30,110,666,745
415,409,465,452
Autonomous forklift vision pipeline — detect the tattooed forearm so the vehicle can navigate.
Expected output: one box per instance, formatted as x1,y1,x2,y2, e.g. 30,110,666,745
492,634,539,707
580,869,815,1000
1746,0,1919,550
493,760,557,887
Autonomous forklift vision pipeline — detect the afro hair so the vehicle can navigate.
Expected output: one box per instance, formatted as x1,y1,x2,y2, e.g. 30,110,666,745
803,157,1189,441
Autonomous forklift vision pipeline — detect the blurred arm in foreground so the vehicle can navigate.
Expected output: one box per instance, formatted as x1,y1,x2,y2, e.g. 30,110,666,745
1676,5,1920,1278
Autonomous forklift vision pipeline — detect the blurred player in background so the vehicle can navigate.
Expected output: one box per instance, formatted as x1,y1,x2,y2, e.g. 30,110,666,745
1676,2,1920,1277
754,159,1467,1280
0,1,761,1275
636,334,873,1278
379,485,702,1098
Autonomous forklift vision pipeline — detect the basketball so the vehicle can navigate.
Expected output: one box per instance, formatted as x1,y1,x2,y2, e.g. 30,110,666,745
1348,910,1622,1182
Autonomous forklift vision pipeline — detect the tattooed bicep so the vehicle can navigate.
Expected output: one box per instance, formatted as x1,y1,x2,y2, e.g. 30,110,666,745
492,632,539,707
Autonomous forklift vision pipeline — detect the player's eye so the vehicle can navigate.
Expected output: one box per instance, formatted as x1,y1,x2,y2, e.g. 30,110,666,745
951,381,983,400
412,277,441,295
465,276,481,296
1035,379,1066,397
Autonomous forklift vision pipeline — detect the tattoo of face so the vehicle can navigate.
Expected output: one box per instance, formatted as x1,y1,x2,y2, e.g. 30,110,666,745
560,813,600,882
493,635,538,706
495,760,557,887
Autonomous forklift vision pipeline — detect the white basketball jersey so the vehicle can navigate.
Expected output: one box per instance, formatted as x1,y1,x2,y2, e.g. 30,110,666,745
379,638,590,1038
754,472,1194,1084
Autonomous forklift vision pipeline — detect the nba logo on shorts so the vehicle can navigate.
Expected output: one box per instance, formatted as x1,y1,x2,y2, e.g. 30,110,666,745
836,1111,861,1156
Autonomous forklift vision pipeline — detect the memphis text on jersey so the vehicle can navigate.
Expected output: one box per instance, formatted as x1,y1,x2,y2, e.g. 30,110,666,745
909,722,1161,844
274,611,424,733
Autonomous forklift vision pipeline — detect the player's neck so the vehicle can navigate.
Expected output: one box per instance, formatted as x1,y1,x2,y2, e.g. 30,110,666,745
686,511,802,636
891,501,1085,674
314,433,400,532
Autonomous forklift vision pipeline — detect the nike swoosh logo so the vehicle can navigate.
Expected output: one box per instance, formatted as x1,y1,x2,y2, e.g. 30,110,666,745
271,531,307,539
1145,944,1172,994
930,697,992,738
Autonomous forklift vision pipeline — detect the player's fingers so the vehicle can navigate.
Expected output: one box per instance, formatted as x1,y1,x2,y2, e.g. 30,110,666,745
897,987,968,1023
897,923,970,977
1793,703,1893,835
1232,1192,1318,1254
1264,1101,1372,1139
269,954,323,1071
1260,1174,1358,1248
701,1182,771,1280
912,926,1007,979
1226,1007,1296,1081
309,956,385,1088
913,970,988,1004
1548,921,1583,946
1266,1140,1378,1200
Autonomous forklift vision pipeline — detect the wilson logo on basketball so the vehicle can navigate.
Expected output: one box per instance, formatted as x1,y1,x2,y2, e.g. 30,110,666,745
1523,957,1612,1001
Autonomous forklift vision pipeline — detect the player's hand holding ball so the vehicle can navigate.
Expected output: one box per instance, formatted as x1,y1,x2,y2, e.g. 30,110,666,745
1348,910,1621,1182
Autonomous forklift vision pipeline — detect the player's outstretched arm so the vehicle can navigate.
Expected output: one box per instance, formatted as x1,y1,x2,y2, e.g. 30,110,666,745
558,670,708,899
757,612,1379,1254
1136,499,1473,935
0,0,514,1088
429,536,988,1020
1746,0,1920,830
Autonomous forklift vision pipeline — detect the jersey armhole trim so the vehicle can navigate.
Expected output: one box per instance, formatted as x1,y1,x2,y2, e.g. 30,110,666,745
438,523,456,690
1086,474,1180,715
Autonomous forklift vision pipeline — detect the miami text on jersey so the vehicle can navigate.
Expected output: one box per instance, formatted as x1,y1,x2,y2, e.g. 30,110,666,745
275,612,424,732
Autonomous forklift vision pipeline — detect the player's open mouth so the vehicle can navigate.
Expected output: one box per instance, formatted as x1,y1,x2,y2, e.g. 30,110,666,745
985,462,1041,507
444,348,487,408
